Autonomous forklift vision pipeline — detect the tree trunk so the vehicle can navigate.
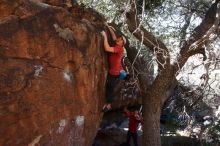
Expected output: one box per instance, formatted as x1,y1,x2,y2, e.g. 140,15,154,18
140,69,176,146
142,90,161,146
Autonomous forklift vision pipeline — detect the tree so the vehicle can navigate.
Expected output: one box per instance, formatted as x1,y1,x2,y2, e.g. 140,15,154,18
124,0,220,145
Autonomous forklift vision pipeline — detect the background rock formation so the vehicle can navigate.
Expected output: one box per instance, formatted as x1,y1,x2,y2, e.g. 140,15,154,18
0,0,107,145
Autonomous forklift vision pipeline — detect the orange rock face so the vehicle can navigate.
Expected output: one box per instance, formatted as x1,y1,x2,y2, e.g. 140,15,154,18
0,1,107,146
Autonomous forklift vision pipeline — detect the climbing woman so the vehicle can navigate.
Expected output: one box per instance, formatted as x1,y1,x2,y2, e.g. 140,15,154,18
101,25,127,112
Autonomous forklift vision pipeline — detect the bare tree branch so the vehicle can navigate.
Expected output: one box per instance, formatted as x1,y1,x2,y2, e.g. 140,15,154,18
175,1,220,71
179,0,193,48
126,0,170,69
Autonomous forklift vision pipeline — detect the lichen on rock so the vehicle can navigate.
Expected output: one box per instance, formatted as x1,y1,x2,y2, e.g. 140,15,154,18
53,23,74,42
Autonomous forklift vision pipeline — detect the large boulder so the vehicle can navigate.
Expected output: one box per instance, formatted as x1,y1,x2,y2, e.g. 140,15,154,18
0,0,107,146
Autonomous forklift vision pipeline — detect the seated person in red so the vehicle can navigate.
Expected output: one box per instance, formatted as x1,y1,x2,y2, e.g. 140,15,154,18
101,25,127,112
124,107,142,146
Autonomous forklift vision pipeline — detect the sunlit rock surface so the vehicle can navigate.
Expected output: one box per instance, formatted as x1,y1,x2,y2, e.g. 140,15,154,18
0,0,107,145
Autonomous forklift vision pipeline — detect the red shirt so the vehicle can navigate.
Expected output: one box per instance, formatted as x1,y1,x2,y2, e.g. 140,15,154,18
108,45,123,75
126,111,141,133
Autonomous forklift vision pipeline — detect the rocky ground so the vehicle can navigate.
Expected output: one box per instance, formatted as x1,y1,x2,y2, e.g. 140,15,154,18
92,109,207,146
93,128,205,146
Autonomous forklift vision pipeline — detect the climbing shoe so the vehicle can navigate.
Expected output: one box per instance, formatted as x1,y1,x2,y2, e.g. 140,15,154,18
102,104,111,113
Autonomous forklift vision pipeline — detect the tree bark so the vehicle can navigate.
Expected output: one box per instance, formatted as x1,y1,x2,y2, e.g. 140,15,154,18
142,90,161,146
